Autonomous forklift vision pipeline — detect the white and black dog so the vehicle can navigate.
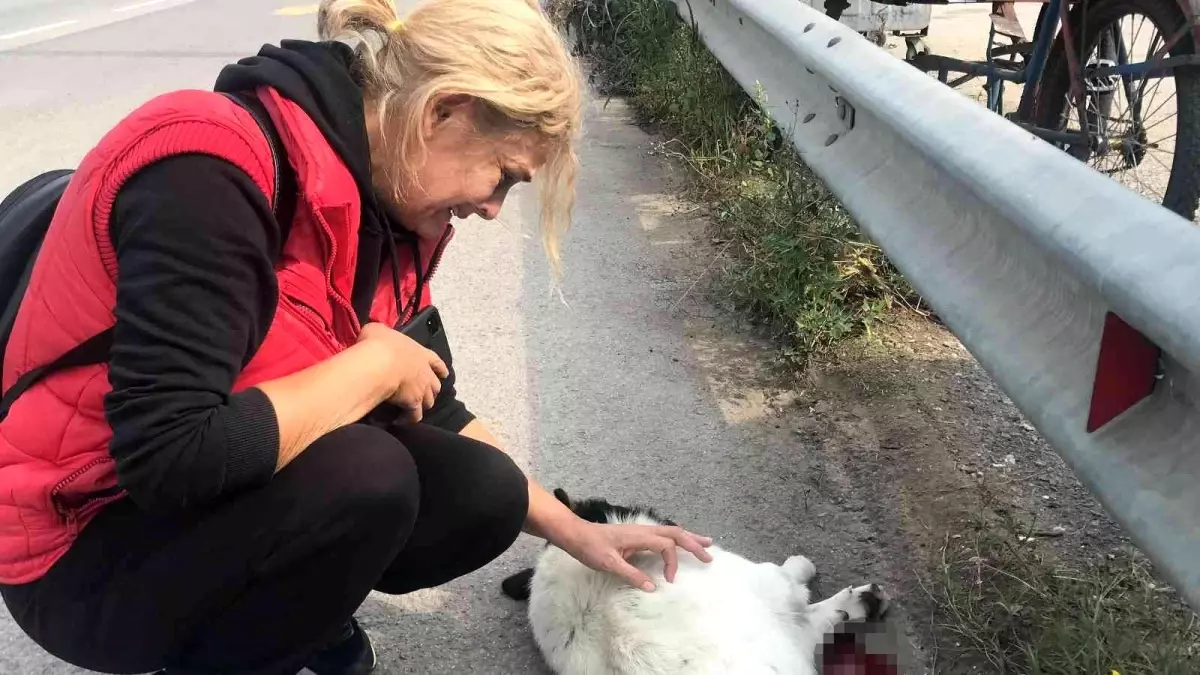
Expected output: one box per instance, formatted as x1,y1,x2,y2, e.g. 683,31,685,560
502,489,891,675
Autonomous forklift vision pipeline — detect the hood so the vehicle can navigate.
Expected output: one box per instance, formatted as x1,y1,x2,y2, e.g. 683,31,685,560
214,39,406,323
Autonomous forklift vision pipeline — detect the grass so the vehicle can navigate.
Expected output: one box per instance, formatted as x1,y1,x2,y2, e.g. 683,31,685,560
553,0,912,364
925,507,1200,674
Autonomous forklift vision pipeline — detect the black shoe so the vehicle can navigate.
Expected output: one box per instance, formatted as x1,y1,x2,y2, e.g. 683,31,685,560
306,618,377,675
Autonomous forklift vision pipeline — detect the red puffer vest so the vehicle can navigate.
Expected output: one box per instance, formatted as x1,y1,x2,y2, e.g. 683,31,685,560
0,86,450,584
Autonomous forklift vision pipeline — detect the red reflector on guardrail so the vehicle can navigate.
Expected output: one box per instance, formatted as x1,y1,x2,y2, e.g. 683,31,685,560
1087,312,1159,432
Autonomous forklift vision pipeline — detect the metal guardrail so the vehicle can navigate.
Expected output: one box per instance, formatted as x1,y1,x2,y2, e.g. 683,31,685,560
671,0,1200,609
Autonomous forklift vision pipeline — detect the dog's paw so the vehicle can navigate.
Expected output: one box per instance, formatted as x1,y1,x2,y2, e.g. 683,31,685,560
856,583,889,621
810,583,891,626
501,568,535,601
782,554,817,585
840,583,889,622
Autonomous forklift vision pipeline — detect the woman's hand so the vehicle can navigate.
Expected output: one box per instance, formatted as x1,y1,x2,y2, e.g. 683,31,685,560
557,519,715,592
357,322,449,423
455,424,714,593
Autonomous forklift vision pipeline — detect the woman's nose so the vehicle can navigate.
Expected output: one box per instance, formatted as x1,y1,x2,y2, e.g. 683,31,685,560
476,197,503,220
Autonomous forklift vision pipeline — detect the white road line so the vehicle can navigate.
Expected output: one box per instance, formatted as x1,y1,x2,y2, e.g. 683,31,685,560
274,4,319,16
0,20,79,42
114,0,176,12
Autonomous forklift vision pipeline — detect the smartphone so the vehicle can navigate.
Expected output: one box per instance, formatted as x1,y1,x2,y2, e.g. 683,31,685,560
398,305,452,368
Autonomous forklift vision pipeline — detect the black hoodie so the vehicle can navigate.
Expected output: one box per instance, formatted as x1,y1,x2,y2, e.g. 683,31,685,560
103,41,472,514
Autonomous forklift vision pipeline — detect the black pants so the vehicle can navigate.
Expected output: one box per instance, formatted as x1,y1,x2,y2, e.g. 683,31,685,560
0,423,529,675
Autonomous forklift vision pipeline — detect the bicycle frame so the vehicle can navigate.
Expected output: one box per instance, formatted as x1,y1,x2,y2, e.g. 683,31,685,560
906,0,1199,145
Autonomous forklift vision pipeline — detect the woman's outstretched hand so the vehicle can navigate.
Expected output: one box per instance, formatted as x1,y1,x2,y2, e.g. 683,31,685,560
558,520,714,592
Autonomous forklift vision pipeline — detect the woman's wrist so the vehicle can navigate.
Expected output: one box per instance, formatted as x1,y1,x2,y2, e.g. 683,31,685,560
524,480,586,546
456,421,588,547
350,339,402,407
456,421,584,545
255,340,402,471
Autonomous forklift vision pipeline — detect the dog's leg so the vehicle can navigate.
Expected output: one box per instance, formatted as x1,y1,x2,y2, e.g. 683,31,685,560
501,568,535,601
805,584,889,632
781,555,817,586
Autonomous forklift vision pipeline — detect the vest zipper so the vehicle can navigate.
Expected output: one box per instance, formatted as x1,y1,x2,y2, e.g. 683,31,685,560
423,228,451,289
49,457,124,523
400,227,452,324
285,294,343,353
310,208,361,337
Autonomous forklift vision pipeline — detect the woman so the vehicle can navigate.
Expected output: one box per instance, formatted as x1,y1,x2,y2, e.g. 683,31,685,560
0,0,712,673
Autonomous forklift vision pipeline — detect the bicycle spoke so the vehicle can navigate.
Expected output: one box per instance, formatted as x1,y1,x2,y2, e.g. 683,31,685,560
1128,157,1153,192
1140,74,1168,113
1146,149,1175,175
1139,96,1180,134
1149,131,1178,146
1129,18,1150,75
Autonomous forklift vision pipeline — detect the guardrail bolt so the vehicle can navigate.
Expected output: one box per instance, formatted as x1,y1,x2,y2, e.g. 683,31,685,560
825,134,839,146
835,96,856,130
828,37,842,47
804,23,815,33
803,113,816,123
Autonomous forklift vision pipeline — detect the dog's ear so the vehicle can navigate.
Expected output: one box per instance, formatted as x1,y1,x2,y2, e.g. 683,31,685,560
501,568,535,601
552,488,572,508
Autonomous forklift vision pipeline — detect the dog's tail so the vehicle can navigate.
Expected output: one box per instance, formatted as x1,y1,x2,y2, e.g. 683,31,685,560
501,567,534,601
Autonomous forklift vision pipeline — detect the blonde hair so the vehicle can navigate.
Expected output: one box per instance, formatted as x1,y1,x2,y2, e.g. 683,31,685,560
318,0,583,269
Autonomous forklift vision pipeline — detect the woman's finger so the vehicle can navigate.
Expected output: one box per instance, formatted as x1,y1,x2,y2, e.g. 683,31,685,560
404,399,423,424
659,526,715,563
680,533,714,563
657,536,679,583
609,556,656,593
428,352,450,379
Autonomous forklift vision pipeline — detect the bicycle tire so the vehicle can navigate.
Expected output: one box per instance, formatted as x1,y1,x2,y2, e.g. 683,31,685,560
1033,0,1200,220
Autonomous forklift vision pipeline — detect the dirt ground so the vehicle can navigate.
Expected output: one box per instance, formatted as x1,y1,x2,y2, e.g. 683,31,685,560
637,156,1145,673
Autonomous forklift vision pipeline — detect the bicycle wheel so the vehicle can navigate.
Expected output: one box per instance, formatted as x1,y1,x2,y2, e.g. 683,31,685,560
1034,0,1200,220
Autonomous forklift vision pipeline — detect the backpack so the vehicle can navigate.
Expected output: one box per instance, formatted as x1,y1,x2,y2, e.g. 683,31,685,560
0,91,293,422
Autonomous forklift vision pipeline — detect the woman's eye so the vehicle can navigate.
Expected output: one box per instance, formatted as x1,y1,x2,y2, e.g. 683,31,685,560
499,166,528,190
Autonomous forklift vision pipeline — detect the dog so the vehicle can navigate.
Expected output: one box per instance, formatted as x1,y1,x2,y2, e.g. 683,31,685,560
502,489,891,675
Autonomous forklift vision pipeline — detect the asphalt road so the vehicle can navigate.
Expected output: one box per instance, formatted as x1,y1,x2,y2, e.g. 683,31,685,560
0,1,895,673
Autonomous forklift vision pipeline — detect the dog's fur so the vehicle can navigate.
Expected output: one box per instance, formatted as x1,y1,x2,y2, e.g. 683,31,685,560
502,489,889,675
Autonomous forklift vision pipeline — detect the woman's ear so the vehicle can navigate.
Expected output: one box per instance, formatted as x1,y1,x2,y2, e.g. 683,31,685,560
422,93,478,145
427,93,475,128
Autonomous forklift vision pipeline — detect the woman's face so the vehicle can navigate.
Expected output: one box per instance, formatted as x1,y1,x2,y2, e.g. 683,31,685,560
382,95,546,240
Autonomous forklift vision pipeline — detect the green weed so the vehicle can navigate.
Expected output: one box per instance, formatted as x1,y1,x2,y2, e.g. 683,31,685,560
555,0,912,363
926,509,1200,674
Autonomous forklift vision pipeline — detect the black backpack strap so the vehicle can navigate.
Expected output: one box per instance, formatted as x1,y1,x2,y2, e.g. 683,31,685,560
0,329,114,421
1,92,294,423
223,91,296,246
